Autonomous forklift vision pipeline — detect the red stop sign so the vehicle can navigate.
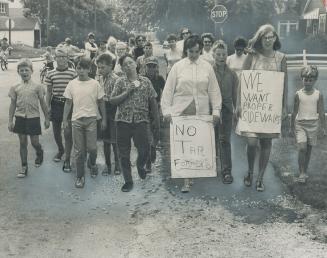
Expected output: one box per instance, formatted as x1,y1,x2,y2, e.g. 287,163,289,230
210,5,228,23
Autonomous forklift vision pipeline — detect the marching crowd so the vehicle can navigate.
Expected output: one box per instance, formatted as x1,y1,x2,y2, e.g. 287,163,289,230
7,24,326,193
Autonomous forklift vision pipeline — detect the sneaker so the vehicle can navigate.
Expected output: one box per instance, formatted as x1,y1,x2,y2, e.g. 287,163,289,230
62,160,72,173
53,151,64,162
256,180,265,192
35,149,44,167
121,182,133,192
75,177,85,188
90,164,98,178
17,166,28,178
101,166,111,176
138,167,147,180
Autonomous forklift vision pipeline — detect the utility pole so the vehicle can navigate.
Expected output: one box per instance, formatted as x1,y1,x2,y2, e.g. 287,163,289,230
72,0,76,39
47,0,50,45
94,0,97,34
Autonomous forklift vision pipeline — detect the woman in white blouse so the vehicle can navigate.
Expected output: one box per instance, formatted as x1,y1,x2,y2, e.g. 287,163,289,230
161,35,222,193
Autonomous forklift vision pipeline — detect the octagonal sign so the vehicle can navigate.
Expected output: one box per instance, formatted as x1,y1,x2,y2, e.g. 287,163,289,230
210,5,228,23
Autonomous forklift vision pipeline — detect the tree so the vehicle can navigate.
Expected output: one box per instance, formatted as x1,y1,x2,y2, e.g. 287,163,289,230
21,0,128,46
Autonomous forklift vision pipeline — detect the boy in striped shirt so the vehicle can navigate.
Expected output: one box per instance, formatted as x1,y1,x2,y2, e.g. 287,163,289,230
45,47,77,172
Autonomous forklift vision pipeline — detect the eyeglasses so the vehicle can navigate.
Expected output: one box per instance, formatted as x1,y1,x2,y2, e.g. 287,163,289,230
263,35,276,41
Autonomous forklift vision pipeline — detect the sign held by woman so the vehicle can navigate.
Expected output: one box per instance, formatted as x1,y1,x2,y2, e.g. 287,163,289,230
237,70,284,134
170,115,217,178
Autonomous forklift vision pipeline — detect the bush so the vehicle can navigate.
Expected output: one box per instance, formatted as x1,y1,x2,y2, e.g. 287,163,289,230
303,34,327,54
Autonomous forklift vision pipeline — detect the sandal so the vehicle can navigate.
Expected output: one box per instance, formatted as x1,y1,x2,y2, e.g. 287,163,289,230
256,180,265,192
298,174,306,184
222,173,233,184
244,172,253,187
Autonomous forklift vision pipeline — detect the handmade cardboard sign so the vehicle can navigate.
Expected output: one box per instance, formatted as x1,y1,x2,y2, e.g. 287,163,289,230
237,70,284,134
170,115,216,178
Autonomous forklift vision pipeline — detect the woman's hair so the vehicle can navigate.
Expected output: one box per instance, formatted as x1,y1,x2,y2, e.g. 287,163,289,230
76,58,92,69
144,41,152,48
166,34,177,42
46,46,52,52
182,34,203,58
248,24,281,51
300,65,319,79
116,41,127,49
118,53,134,67
107,36,117,45
96,53,113,66
88,32,95,39
135,35,145,42
179,27,191,40
233,37,247,48
201,33,215,43
17,58,33,72
212,40,228,53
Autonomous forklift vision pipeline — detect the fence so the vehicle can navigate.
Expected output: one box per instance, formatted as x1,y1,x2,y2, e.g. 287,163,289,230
286,50,327,69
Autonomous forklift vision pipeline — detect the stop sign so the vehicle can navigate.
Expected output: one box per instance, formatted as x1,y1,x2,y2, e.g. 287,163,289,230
210,5,228,23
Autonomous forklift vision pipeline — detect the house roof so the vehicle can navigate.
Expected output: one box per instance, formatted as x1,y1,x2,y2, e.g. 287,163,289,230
302,0,326,16
9,8,24,17
0,16,39,31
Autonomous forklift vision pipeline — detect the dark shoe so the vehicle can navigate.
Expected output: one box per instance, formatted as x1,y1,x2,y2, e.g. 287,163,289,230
121,182,133,192
53,151,64,162
256,180,265,192
35,149,44,167
244,172,253,187
62,160,72,173
101,166,111,176
222,173,233,184
138,167,147,179
17,166,28,178
75,177,85,188
90,164,98,178
114,164,121,175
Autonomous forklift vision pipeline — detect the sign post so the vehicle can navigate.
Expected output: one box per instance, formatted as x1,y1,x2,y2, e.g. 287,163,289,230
210,4,228,39
5,18,15,45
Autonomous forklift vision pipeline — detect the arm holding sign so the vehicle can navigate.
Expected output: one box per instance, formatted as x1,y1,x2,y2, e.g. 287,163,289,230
161,63,178,123
318,92,326,137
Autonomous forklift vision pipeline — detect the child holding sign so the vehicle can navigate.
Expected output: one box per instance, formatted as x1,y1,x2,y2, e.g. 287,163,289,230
291,65,325,183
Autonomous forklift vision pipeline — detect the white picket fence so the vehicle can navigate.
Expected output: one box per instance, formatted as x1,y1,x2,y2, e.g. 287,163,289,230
286,50,327,68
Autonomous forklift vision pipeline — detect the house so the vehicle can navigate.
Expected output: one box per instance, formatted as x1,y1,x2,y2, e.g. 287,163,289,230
0,0,41,47
302,0,327,34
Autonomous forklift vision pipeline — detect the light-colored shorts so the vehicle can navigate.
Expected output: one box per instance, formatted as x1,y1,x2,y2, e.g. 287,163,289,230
295,119,319,146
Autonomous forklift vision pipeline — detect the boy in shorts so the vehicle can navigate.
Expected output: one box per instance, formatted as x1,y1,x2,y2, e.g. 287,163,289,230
291,65,326,183
8,58,50,178
63,58,107,188
45,47,77,171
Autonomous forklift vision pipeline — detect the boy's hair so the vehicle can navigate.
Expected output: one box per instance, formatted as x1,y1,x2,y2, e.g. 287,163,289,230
17,58,33,72
300,65,319,79
96,53,113,67
46,46,52,52
99,40,107,46
144,41,152,48
166,34,177,42
212,40,228,53
119,53,134,67
234,37,247,48
55,46,68,56
76,58,92,69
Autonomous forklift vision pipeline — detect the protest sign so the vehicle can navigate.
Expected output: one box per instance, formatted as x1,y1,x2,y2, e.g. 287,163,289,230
170,115,216,178
237,70,284,134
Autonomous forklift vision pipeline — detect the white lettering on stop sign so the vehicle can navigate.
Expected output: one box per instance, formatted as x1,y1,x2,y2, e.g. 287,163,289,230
210,5,228,23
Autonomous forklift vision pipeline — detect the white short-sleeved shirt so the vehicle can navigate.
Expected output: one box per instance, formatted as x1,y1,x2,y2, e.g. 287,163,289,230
64,78,104,121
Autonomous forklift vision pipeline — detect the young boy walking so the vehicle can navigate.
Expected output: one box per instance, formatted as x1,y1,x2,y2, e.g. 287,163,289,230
63,58,107,188
212,40,238,184
45,47,77,172
291,65,325,183
95,53,121,176
8,58,50,177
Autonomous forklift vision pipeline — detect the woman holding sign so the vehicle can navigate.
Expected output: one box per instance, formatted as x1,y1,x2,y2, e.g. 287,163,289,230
237,24,288,192
161,35,222,193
